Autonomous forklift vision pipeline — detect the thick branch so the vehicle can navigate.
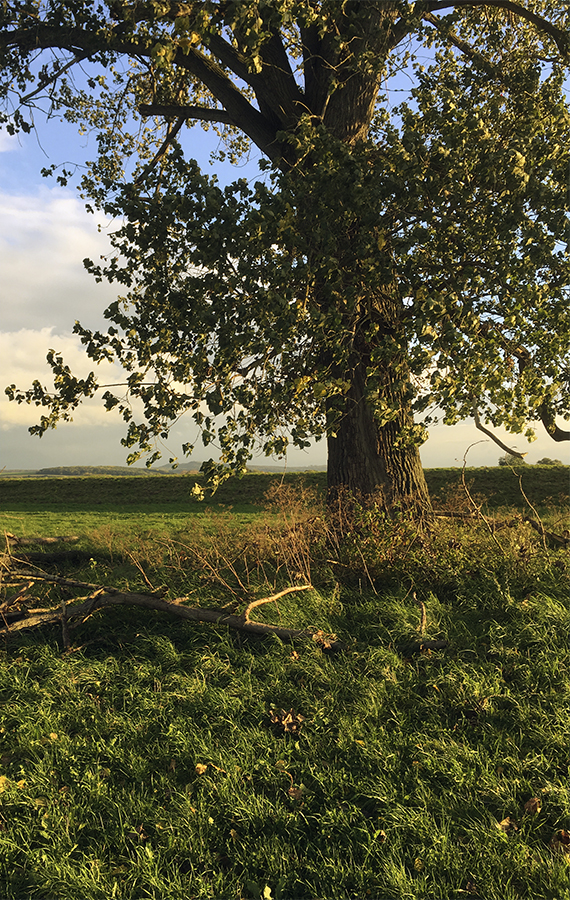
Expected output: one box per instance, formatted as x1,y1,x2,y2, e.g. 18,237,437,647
2,25,282,163
169,44,282,163
538,403,570,442
425,0,569,57
208,31,304,129
300,22,336,119
139,103,234,124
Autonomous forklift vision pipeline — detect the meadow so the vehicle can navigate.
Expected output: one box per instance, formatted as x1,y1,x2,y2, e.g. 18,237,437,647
0,467,568,900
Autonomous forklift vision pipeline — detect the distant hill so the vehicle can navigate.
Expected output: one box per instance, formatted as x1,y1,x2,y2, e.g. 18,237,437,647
1,462,327,477
35,466,165,477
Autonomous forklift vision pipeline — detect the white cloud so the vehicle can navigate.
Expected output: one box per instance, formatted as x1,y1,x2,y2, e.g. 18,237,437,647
0,186,119,332
0,327,129,430
0,128,18,153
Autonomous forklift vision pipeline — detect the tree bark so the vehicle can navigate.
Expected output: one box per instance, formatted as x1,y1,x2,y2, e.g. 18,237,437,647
326,355,431,516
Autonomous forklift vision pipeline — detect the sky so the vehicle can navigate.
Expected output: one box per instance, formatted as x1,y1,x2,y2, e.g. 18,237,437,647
0,86,568,472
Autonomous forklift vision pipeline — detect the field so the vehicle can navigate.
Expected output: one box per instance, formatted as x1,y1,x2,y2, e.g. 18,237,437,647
0,467,569,900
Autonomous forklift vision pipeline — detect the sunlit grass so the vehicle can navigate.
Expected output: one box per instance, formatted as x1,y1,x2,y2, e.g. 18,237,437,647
0,470,568,899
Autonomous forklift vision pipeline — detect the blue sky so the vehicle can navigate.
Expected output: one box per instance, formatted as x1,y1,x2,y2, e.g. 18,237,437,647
0,102,567,471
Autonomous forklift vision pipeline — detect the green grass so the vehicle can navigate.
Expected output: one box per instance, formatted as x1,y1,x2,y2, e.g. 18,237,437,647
0,470,569,899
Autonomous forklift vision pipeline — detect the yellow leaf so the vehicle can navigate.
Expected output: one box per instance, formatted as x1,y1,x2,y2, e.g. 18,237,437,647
49,733,58,741
195,763,208,775
497,816,518,833
0,775,10,792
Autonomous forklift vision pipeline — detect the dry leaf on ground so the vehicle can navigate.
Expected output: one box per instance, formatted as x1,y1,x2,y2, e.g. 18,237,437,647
550,830,570,858
269,708,305,734
524,796,542,815
287,785,305,801
497,816,518,833
195,763,208,775
311,630,337,650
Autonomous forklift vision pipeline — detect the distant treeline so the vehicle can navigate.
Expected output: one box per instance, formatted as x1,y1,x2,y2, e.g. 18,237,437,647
36,466,169,477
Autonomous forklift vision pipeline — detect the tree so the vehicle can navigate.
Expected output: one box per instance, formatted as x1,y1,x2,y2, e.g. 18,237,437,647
498,453,528,467
1,1,569,515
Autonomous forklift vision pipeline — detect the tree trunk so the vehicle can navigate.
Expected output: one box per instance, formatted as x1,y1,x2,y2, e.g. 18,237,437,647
326,355,431,517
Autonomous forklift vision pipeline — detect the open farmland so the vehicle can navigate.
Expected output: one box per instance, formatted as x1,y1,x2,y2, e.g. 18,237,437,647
0,468,569,900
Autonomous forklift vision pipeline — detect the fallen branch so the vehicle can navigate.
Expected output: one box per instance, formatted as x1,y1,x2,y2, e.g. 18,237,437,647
0,574,345,651
4,533,80,546
398,639,449,656
524,516,570,548
434,510,569,546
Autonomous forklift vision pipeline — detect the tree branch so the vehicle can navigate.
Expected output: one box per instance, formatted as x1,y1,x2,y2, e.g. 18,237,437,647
538,403,570,442
134,115,185,186
472,405,528,458
1,25,283,163
243,584,312,623
138,103,234,124
0,574,345,650
421,11,501,78
208,31,304,128
18,51,91,106
425,0,569,58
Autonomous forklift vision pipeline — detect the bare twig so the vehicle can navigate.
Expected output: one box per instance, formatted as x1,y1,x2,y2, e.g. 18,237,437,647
461,442,507,555
243,584,312,623
124,550,155,591
511,467,547,551
0,580,35,612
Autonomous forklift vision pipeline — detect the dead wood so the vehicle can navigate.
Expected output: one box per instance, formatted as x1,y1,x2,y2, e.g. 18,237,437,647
243,584,312,622
4,533,80,546
433,511,569,547
524,516,570,548
0,572,345,651
16,550,97,565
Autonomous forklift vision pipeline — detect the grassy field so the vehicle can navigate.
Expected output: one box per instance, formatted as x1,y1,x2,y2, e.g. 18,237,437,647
0,468,568,899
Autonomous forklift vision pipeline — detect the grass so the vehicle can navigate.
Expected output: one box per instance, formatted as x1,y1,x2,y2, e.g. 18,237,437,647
0,469,569,899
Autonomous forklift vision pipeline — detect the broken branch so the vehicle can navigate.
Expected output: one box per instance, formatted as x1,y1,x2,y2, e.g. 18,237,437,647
0,574,345,651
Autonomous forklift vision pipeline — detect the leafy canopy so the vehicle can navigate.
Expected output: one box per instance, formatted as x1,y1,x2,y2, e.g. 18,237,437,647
1,1,569,474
